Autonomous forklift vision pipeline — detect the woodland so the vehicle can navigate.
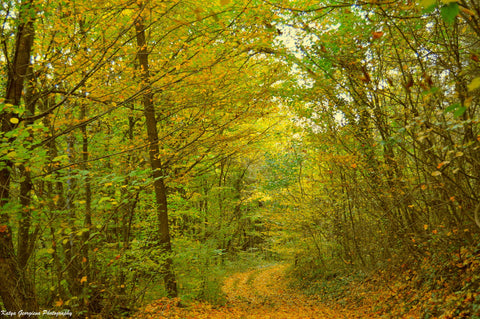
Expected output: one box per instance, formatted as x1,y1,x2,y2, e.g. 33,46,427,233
0,0,479,318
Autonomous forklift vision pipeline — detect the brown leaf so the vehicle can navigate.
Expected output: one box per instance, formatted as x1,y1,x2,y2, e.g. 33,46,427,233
372,31,384,39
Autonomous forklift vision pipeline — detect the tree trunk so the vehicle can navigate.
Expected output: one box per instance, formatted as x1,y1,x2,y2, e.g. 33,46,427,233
0,0,38,311
134,11,178,298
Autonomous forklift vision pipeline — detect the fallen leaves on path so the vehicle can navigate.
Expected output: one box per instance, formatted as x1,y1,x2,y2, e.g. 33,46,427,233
132,264,380,318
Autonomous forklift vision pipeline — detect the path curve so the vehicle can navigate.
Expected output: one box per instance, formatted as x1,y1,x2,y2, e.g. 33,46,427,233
132,264,378,318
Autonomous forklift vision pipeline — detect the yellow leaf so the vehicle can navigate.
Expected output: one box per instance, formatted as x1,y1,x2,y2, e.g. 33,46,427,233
460,6,476,16
6,151,16,159
9,117,19,124
54,299,64,307
420,0,436,7
464,96,473,107
120,9,133,17
220,0,231,5
431,171,442,176
46,248,55,254
437,160,450,169
80,276,87,284
424,224,429,230
467,77,480,91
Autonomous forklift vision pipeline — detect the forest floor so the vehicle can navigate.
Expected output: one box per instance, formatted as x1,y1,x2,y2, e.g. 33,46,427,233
131,263,384,318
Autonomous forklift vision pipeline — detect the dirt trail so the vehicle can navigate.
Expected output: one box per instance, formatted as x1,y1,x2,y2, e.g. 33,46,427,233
133,264,379,318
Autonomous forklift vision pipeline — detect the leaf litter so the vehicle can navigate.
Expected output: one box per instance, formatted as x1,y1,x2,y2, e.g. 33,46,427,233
132,264,380,318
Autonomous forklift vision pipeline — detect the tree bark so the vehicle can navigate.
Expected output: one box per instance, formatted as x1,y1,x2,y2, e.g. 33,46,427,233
0,0,38,311
134,12,178,298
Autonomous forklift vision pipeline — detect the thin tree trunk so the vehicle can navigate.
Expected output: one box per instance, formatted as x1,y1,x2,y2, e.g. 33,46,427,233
18,64,37,271
76,16,95,314
134,11,178,298
80,89,93,314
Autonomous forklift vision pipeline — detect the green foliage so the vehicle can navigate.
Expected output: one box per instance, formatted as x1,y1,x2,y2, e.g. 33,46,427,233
174,238,227,305
440,2,460,24
263,151,301,190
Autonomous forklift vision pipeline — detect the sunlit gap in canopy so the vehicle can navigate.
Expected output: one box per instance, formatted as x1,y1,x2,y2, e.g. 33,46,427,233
272,13,347,132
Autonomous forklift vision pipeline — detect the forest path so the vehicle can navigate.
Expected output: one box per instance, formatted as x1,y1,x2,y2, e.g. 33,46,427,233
133,263,380,318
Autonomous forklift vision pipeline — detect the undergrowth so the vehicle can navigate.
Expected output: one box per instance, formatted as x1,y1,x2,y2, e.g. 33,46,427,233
172,240,274,306
289,238,480,318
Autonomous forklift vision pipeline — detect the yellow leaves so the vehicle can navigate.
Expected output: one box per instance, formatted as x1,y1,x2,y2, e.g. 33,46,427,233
418,0,457,6
219,0,231,5
80,276,87,284
431,171,442,177
9,117,19,124
467,77,480,91
6,151,16,160
419,0,458,9
135,264,375,318
120,9,134,17
52,195,60,205
419,0,436,7
437,160,450,169
460,6,476,16
193,7,203,20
